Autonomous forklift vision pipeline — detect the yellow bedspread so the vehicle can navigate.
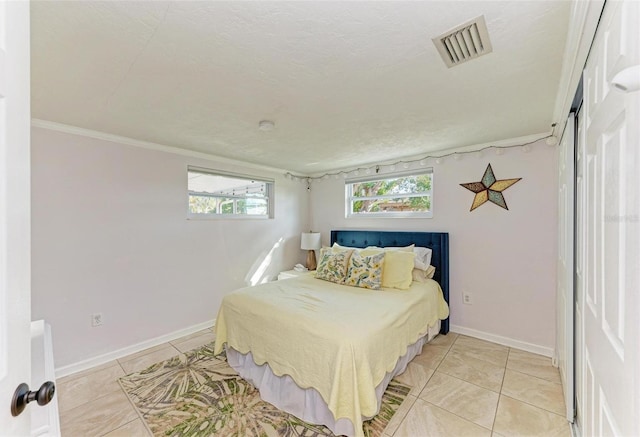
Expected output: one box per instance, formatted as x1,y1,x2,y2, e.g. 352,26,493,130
214,275,449,437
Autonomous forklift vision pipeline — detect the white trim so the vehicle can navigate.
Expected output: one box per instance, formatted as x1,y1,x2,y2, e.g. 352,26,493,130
571,421,582,437
187,213,270,221
450,324,555,358
551,0,605,138
345,167,433,184
346,211,433,219
188,165,275,184
187,165,274,218
31,119,290,175
55,319,215,378
31,320,60,437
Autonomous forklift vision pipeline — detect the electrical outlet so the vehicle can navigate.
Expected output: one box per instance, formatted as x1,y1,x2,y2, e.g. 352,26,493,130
91,313,103,327
463,292,473,305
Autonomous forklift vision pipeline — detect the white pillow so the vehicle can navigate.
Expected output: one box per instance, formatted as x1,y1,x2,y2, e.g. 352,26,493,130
412,265,436,282
334,243,433,271
413,247,432,271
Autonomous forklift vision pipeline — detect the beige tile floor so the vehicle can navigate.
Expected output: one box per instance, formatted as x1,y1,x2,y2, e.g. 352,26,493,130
57,329,570,437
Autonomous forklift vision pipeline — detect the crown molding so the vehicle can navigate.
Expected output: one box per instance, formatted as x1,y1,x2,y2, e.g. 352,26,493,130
32,119,551,179
551,0,605,137
31,119,290,176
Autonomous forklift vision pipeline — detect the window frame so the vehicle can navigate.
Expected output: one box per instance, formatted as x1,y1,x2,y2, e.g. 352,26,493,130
345,168,433,219
187,166,274,220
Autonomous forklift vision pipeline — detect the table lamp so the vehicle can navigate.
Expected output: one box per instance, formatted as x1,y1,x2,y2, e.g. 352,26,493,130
301,232,321,270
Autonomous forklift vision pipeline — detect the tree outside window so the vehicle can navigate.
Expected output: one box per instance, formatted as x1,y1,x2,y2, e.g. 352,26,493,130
347,171,433,217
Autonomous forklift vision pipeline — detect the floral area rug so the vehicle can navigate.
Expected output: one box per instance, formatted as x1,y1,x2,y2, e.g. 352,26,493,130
119,343,411,437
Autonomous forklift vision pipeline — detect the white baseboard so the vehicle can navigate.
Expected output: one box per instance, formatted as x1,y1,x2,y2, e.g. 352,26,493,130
55,319,216,378
449,324,555,358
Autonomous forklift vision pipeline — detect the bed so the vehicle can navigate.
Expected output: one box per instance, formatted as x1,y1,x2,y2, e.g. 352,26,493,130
214,230,450,437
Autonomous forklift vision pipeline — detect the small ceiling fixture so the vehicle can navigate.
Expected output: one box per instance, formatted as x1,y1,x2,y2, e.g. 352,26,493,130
432,15,493,68
258,120,275,131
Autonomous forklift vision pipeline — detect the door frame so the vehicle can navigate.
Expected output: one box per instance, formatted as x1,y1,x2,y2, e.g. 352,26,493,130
557,111,576,424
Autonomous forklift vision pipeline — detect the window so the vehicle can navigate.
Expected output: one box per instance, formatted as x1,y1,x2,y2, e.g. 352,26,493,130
345,169,433,218
188,167,273,218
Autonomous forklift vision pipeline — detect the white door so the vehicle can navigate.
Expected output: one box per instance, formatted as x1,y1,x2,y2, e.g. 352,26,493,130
0,0,32,435
557,113,575,422
580,1,640,436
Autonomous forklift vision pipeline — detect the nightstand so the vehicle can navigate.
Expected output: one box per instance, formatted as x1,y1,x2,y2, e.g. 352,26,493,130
277,269,311,280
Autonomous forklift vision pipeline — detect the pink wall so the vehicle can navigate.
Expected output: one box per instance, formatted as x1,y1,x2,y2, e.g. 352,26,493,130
31,125,558,369
309,140,559,354
31,127,309,368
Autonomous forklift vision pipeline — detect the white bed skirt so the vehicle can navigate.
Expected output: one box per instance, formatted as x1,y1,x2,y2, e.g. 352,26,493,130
226,320,441,437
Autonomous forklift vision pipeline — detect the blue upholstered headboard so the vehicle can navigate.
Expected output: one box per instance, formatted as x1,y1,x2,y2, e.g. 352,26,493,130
330,230,450,334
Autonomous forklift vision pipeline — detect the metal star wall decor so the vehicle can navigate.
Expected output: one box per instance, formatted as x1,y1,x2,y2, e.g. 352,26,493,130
460,164,522,211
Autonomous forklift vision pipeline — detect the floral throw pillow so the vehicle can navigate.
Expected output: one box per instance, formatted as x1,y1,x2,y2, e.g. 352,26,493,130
316,248,353,284
345,251,385,290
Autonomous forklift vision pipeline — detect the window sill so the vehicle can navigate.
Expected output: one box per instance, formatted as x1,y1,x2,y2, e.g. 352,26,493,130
187,214,271,220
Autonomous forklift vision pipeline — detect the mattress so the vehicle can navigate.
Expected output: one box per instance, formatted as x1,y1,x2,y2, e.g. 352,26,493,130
214,274,449,437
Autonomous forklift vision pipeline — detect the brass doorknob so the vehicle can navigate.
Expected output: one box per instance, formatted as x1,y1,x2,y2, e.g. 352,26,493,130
11,381,55,417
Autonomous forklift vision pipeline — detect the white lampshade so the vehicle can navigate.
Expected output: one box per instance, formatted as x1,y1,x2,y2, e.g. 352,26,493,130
301,232,321,250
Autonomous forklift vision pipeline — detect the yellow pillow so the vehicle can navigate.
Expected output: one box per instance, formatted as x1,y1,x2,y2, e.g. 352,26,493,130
381,250,415,289
332,244,415,289
344,251,385,290
359,248,384,257
361,246,415,289
332,242,355,252
316,247,353,284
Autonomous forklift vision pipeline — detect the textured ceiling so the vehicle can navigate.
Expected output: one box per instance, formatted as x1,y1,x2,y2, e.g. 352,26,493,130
31,1,571,174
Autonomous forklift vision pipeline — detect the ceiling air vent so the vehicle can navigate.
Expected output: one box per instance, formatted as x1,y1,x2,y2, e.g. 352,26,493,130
432,15,493,68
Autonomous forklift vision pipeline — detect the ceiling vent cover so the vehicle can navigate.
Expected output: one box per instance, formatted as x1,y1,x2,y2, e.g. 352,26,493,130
432,15,493,68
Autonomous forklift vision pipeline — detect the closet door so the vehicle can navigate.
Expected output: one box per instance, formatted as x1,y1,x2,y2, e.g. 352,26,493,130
581,1,639,435
556,113,575,422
